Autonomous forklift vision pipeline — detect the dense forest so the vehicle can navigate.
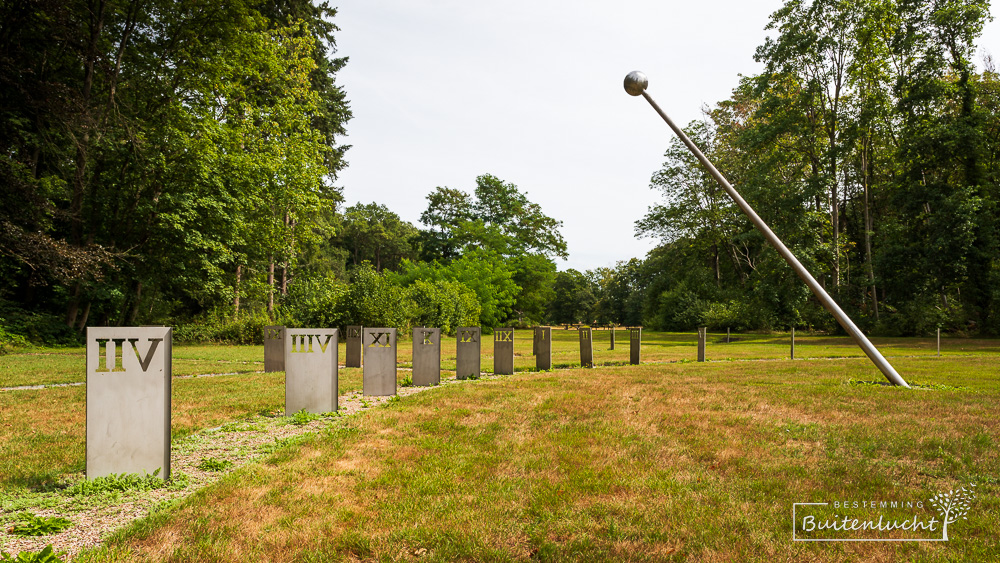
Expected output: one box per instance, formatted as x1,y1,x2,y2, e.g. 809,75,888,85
1,0,998,347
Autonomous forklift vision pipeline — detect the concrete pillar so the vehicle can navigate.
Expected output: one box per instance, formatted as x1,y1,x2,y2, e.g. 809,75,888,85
494,328,514,375
345,325,363,367
264,325,284,372
726,327,730,344
791,327,795,360
937,328,941,357
532,326,539,356
363,328,396,396
87,326,172,480
456,327,481,380
285,328,339,414
629,327,641,365
579,326,593,367
536,326,552,370
610,325,616,350
697,327,706,362
412,328,441,386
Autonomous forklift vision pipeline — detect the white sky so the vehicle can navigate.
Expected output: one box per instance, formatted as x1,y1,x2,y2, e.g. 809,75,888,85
332,1,999,273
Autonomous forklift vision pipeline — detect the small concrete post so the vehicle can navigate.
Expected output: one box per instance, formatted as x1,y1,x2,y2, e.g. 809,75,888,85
532,326,539,356
363,328,396,396
697,327,706,362
412,328,441,386
345,325,363,367
937,328,941,357
87,326,172,480
610,324,616,350
726,327,730,343
456,327,481,380
494,328,514,375
536,326,552,370
285,328,339,414
629,327,641,365
264,325,284,372
791,327,795,360
579,326,593,368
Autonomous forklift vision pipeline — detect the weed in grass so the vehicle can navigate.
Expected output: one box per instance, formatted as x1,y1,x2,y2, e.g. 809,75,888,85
287,409,321,426
0,545,66,562
63,469,187,497
7,513,72,536
388,395,401,405
401,374,414,387
196,457,233,472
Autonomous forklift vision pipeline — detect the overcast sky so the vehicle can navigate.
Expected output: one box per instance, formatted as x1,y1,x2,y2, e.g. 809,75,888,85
332,1,998,273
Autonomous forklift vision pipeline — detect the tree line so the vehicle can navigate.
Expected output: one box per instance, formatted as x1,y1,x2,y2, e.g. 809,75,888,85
627,0,1000,336
3,0,998,346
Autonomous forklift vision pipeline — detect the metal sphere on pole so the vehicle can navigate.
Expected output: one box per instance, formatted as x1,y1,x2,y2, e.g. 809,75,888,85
624,71,909,388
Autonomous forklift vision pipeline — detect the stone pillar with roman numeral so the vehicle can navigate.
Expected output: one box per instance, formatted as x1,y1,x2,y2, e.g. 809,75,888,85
345,325,363,368
86,326,172,480
284,328,339,415
363,328,397,396
456,326,481,380
264,325,285,372
412,328,441,386
579,326,594,368
629,327,642,365
536,326,552,371
493,328,515,375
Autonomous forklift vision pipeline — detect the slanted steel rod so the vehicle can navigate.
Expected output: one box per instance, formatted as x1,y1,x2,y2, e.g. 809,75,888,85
624,70,909,388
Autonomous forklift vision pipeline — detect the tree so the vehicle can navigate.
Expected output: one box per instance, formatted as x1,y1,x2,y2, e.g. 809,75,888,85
0,1,352,333
339,203,419,272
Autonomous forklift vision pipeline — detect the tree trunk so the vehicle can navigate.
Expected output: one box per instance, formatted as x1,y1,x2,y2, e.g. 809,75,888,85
268,257,275,316
126,281,142,325
280,262,288,296
76,301,91,331
234,264,242,317
65,282,81,327
862,139,878,320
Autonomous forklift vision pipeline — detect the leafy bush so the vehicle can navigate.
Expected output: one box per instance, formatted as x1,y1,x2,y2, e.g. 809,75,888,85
173,307,275,344
7,513,72,536
406,279,481,336
287,409,321,426
0,545,66,562
64,470,176,496
196,457,233,472
282,273,349,328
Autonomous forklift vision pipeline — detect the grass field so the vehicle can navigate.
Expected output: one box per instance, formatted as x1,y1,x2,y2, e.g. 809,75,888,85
2,330,999,561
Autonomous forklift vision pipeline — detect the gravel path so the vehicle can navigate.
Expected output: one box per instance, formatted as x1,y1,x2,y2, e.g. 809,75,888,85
0,371,504,560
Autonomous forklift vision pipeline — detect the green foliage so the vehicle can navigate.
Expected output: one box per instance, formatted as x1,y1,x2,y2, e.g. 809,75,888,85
392,250,518,330
174,308,275,344
0,1,351,336
64,470,175,496
283,273,349,328
0,545,66,563
287,409,322,426
400,374,414,387
7,514,73,537
341,263,408,331
406,279,481,336
339,203,419,272
196,458,234,472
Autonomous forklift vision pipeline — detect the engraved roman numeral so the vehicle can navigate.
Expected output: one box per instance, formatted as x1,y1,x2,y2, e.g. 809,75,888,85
368,331,391,348
496,330,513,342
266,328,282,340
95,338,162,372
460,330,478,343
128,338,163,371
94,338,127,372
291,334,333,353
